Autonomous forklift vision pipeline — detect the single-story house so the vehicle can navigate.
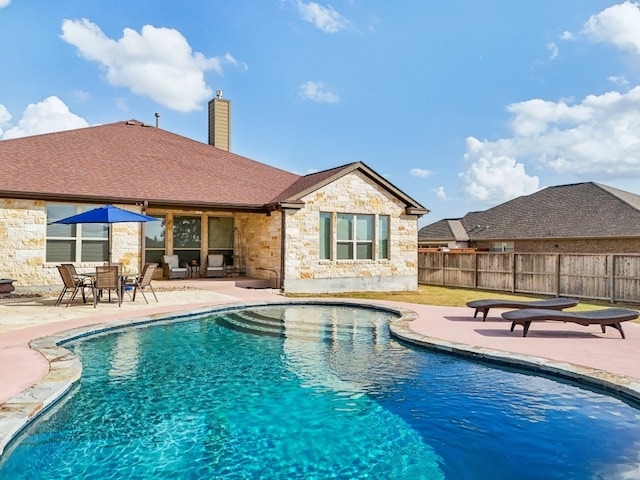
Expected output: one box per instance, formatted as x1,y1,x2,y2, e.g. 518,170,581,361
0,96,428,293
419,182,640,253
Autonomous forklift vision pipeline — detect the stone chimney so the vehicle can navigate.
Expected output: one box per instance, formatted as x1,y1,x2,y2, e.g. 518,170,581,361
208,90,231,151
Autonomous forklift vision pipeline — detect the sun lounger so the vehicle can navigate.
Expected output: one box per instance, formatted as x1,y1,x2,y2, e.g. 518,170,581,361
502,308,639,338
467,298,579,321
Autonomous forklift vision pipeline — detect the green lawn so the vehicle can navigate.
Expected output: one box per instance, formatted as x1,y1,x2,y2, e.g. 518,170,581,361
287,285,640,313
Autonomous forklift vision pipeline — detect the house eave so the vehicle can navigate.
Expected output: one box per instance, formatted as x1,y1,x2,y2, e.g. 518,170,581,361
265,201,305,211
0,190,272,214
406,207,430,216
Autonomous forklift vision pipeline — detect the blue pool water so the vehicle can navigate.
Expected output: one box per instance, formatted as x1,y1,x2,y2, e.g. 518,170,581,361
2,304,640,479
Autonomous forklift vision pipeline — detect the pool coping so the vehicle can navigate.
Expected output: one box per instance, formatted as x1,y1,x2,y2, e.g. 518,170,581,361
2,299,640,457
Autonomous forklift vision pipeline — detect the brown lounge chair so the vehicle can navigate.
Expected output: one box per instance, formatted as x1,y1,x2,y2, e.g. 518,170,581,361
502,308,639,338
467,298,578,321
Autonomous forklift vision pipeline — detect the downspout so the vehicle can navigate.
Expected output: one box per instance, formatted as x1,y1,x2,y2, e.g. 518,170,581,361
140,201,149,266
279,208,286,290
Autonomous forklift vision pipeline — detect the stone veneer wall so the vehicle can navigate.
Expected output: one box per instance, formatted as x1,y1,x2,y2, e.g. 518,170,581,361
281,171,419,293
235,212,282,286
0,198,142,290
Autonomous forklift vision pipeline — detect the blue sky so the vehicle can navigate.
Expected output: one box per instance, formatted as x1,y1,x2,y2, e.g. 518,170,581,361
1,1,640,226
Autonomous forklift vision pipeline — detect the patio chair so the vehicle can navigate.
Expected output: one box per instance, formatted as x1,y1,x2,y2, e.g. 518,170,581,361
162,255,188,280
205,254,226,278
104,262,123,276
93,265,122,307
61,263,95,285
55,264,92,307
125,263,159,303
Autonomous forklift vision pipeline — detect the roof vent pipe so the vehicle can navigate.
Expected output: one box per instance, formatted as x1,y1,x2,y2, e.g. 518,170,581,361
155,112,160,128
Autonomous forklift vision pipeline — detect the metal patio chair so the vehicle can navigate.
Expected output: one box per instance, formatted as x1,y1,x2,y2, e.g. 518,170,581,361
125,263,159,303
55,264,92,307
92,265,122,307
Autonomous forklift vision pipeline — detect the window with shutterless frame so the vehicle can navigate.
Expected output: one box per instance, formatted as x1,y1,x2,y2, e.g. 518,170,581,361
378,215,390,259
320,212,390,261
336,213,374,260
208,216,235,265
173,215,201,264
46,204,108,263
319,212,332,260
144,215,166,266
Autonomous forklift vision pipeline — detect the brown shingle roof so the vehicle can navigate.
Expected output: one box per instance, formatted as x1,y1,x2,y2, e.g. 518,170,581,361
0,120,301,210
270,161,429,213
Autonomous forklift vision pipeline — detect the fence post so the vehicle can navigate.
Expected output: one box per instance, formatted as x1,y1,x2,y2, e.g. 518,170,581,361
555,254,561,297
474,252,478,288
610,254,616,304
511,253,516,293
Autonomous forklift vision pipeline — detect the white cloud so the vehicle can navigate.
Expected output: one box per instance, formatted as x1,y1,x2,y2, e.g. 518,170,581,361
0,0,10,8
460,137,540,204
507,98,591,136
561,31,574,41
60,19,242,112
582,1,640,55
0,103,11,137
295,1,348,33
299,81,339,103
0,104,11,125
460,86,640,203
410,168,434,178
433,186,447,200
608,75,630,86
546,42,559,59
223,52,248,71
1,96,89,140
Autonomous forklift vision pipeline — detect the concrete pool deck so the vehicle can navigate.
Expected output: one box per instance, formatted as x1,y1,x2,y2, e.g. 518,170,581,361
1,278,640,453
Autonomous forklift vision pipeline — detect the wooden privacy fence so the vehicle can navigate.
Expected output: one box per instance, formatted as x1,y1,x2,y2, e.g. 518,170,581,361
418,251,640,304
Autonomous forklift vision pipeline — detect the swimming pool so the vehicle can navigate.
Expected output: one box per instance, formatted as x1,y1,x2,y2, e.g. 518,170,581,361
1,303,640,479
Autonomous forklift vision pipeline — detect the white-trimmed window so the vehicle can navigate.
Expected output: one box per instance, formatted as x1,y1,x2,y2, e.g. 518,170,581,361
378,215,390,259
46,204,108,262
491,242,514,253
337,213,374,260
319,212,332,260
320,213,390,261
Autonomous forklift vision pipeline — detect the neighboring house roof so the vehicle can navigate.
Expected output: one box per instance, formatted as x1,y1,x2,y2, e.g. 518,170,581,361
419,182,640,242
418,219,468,243
0,120,428,214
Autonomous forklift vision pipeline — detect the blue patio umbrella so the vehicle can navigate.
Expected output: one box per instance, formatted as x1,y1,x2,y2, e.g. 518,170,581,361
52,205,159,264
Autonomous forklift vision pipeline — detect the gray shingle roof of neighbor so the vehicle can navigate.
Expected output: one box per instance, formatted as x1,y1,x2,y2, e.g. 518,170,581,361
419,182,640,241
0,120,427,213
418,219,466,242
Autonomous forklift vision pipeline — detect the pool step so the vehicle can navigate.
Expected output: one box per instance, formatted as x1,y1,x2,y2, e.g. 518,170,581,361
216,308,382,342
